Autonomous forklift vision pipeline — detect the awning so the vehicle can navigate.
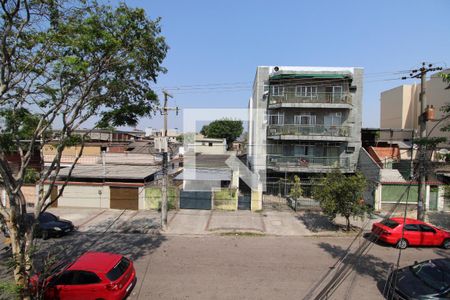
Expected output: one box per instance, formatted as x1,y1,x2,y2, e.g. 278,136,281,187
269,73,350,80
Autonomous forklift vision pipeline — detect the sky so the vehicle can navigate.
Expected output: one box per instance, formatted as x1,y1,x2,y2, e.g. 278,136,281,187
111,0,450,132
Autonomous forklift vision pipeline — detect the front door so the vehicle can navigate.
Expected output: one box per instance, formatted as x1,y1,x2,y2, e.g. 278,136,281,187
429,187,438,211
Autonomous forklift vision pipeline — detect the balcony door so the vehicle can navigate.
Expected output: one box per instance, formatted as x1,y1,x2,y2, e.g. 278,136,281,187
324,112,342,127
294,114,316,125
324,146,340,166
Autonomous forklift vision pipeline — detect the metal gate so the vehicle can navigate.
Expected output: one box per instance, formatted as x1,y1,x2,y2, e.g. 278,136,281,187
110,187,139,210
238,194,251,210
179,190,212,210
429,187,438,211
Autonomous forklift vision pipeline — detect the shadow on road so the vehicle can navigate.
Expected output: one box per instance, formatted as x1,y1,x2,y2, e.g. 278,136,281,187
317,242,393,298
427,212,450,231
31,232,166,273
297,211,339,232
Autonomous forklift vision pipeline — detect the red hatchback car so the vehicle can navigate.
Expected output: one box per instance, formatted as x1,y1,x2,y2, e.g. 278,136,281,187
372,218,450,249
34,252,136,300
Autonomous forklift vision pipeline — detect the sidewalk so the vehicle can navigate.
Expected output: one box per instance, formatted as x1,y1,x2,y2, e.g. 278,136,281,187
48,207,449,236
164,209,382,236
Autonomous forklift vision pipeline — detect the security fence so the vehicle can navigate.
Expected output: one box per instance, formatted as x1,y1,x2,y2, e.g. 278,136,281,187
264,180,322,210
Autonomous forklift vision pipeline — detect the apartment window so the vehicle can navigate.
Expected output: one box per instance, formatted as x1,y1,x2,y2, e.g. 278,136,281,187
345,146,355,154
324,112,342,126
294,145,313,156
263,84,269,93
296,86,318,98
294,114,316,125
271,85,284,96
332,86,343,101
269,112,285,125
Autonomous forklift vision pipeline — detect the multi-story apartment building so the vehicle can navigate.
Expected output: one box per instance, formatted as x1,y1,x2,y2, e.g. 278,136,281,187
380,70,450,148
248,66,363,186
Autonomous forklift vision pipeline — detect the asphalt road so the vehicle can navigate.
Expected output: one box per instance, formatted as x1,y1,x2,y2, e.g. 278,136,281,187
4,232,444,300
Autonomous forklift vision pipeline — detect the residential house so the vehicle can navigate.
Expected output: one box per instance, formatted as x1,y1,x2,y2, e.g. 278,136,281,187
358,147,448,212
45,164,161,210
188,137,227,155
174,153,241,210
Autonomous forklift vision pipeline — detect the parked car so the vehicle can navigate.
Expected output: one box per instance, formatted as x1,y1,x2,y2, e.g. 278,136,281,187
385,258,450,299
27,212,75,240
32,252,136,300
371,217,450,249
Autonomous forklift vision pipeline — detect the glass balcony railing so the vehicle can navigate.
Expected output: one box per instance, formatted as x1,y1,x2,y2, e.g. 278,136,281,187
268,124,350,137
269,92,352,105
267,155,350,170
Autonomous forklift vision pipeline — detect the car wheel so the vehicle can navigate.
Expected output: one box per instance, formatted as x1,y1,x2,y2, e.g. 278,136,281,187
42,230,49,240
443,239,450,250
396,238,408,249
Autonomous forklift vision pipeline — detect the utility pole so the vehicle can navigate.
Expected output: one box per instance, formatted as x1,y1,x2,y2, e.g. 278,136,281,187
160,90,178,230
402,62,442,221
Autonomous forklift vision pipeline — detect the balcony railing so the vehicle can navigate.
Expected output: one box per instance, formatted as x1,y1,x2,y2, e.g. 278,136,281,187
268,124,350,137
269,92,352,105
267,155,350,170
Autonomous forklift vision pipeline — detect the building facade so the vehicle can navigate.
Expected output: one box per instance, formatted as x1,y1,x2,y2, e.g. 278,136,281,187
249,66,363,186
379,70,450,147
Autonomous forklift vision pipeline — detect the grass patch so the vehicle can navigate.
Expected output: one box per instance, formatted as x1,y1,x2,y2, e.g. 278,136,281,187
0,281,20,299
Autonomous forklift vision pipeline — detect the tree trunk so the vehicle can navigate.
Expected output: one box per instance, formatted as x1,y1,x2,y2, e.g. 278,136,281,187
7,223,32,300
345,216,351,231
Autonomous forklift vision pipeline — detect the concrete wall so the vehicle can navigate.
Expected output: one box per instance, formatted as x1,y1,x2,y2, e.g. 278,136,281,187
357,148,381,207
192,140,227,154
0,185,37,207
43,144,101,156
249,67,269,181
47,184,111,208
380,86,406,129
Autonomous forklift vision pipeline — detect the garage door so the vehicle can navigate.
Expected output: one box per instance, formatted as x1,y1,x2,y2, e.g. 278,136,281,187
110,187,139,210
180,190,211,210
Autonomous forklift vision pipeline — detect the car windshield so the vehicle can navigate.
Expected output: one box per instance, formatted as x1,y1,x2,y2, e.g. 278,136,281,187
411,261,450,292
38,213,58,223
381,219,399,229
106,257,130,281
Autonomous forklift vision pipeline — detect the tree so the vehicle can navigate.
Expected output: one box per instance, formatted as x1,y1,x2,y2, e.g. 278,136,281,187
289,175,303,200
0,1,168,297
313,170,368,231
200,119,243,148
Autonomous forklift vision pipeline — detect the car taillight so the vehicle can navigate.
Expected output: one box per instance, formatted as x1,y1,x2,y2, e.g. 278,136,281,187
382,230,391,235
106,283,120,291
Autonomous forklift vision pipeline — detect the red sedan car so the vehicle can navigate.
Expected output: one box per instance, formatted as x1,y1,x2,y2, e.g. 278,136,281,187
34,252,136,300
372,218,450,249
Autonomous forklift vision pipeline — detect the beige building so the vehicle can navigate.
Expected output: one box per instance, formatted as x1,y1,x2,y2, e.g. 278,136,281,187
380,70,450,147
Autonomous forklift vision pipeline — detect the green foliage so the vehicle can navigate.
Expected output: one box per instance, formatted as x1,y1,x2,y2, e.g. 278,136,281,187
414,137,447,147
444,185,450,200
176,133,195,144
23,168,39,184
313,170,368,230
145,187,177,210
289,175,303,200
200,119,243,148
0,281,21,299
214,188,238,211
0,108,43,153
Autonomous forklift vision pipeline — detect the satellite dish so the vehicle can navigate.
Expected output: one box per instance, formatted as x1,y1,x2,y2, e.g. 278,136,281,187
438,148,449,155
